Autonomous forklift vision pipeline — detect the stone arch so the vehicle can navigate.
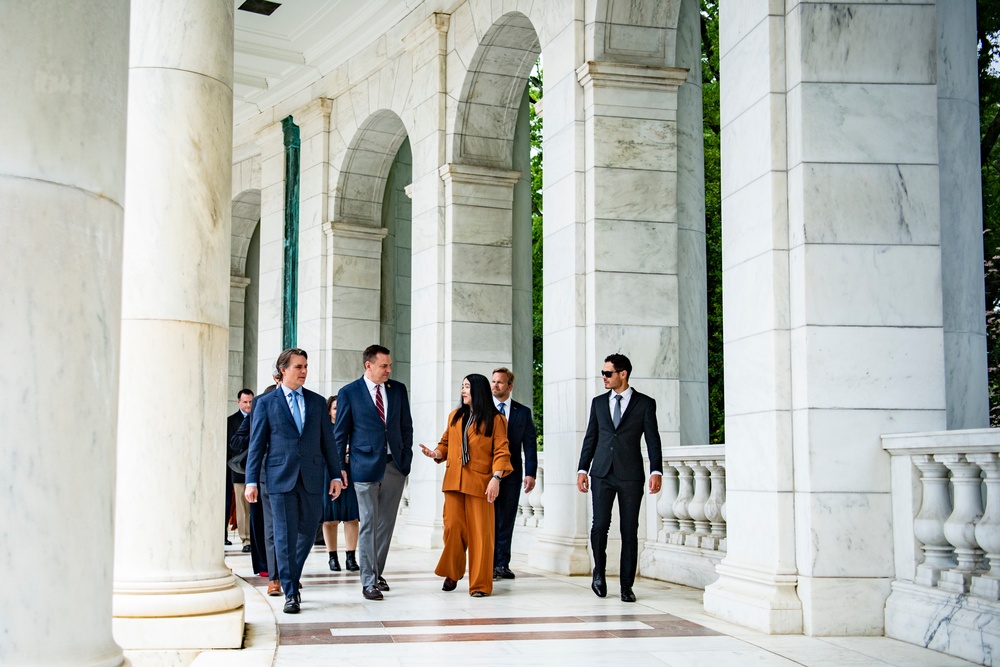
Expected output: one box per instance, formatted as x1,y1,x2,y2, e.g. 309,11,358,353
452,11,540,170
588,0,684,66
231,189,260,276
228,188,261,409
334,109,409,227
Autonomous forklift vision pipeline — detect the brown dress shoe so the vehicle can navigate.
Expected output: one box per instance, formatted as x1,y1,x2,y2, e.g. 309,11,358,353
267,580,282,596
442,577,457,591
363,585,384,600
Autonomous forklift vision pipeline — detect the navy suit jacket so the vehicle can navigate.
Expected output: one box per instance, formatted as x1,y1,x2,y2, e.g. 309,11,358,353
505,400,537,480
227,410,248,484
334,377,413,483
578,389,663,482
245,386,342,495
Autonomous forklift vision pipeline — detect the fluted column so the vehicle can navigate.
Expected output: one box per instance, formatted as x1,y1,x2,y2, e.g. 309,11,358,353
113,0,243,649
0,2,128,665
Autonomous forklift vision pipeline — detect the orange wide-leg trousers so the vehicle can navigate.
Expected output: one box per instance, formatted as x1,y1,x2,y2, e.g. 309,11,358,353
435,490,495,595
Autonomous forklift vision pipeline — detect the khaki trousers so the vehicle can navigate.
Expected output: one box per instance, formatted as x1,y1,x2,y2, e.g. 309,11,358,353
233,482,250,544
435,490,495,595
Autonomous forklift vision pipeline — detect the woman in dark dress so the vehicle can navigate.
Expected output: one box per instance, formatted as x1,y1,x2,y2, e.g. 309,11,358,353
322,395,361,571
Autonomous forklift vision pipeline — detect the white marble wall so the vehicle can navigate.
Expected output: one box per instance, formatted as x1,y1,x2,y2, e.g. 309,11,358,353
0,2,128,665
114,0,244,651
707,1,964,637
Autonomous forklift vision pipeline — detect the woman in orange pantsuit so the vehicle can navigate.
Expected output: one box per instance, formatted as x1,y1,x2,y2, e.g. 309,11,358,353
419,373,512,597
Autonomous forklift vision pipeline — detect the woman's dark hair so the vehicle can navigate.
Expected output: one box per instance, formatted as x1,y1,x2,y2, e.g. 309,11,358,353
326,395,337,413
450,373,498,437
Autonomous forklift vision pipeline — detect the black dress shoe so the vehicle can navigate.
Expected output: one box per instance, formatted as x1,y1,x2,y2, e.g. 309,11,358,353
224,539,232,546
242,545,251,553
496,566,515,579
362,585,383,600
621,588,637,603
376,576,389,591
283,597,300,614
493,567,501,581
591,572,607,598
442,577,457,591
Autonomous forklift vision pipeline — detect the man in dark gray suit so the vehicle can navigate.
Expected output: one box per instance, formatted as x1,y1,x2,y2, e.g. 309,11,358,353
334,344,413,601
577,353,662,603
245,348,344,614
490,367,537,580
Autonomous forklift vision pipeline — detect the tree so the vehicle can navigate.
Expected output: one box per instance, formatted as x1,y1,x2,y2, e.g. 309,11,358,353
529,63,544,441
980,0,1000,424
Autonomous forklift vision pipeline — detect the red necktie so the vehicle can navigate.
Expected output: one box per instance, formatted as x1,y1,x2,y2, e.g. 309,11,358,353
375,384,386,424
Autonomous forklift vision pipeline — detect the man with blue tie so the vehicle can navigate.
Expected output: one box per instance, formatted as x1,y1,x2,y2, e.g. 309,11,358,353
334,344,414,601
490,367,537,580
577,353,662,603
245,348,344,614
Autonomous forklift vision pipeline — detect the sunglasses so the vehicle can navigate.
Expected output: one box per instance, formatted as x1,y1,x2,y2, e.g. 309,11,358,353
600,370,619,378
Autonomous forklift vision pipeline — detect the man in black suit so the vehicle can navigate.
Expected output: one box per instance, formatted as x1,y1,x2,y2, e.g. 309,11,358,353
245,349,344,614
577,353,662,603
227,388,254,552
490,367,537,580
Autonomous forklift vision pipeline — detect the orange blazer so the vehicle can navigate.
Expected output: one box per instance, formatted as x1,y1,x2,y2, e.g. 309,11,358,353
434,410,513,497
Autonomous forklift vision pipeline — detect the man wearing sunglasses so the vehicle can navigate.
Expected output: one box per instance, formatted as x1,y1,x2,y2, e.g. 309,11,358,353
577,353,662,603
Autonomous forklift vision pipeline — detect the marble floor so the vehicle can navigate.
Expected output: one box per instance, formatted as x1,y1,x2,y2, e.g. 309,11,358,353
196,539,980,667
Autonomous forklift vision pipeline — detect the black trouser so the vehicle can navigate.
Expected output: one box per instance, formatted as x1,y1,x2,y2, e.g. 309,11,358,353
590,470,643,589
493,475,522,569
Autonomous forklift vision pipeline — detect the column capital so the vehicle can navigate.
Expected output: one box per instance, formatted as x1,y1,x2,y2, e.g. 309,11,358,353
323,219,389,241
403,12,450,53
438,163,521,188
576,61,688,93
230,274,251,289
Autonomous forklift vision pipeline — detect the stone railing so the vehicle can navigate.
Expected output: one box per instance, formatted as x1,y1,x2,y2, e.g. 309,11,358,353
516,452,545,529
882,429,1000,666
656,445,727,551
640,444,726,590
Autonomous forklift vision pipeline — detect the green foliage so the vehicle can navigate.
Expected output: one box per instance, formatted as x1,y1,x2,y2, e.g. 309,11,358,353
702,1,724,443
529,63,544,443
982,0,1000,424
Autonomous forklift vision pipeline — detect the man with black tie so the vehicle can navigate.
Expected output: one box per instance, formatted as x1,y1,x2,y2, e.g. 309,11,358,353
227,388,254,552
245,349,344,614
577,353,662,603
334,344,414,601
490,367,537,580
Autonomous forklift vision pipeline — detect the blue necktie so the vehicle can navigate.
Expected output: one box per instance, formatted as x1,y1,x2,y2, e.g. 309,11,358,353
613,394,622,428
289,390,303,434
498,402,506,417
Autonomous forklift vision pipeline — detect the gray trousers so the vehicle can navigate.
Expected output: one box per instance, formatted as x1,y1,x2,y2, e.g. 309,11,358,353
354,460,406,589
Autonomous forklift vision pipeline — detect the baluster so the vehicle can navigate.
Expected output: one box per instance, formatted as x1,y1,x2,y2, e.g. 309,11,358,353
517,489,531,527
703,459,727,550
936,454,985,593
685,462,711,548
670,462,694,545
912,455,955,587
528,466,544,529
969,453,1000,599
656,465,679,543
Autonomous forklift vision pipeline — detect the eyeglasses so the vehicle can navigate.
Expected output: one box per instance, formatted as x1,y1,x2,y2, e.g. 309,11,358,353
600,370,618,378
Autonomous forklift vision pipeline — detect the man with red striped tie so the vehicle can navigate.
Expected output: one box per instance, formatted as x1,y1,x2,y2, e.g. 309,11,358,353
333,344,414,601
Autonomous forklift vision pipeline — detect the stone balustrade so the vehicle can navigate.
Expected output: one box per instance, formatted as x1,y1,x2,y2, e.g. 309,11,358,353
657,445,727,551
882,429,1000,665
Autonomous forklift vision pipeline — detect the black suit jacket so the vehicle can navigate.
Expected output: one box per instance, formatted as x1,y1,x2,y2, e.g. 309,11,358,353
227,410,248,484
578,389,663,482
504,400,537,480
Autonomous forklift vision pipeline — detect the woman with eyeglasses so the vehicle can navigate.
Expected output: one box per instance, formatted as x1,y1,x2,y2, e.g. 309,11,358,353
419,373,512,597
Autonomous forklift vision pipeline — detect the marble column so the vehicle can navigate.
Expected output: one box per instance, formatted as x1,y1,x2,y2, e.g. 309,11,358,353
399,12,450,549
707,2,951,636
0,2,128,665
113,0,243,652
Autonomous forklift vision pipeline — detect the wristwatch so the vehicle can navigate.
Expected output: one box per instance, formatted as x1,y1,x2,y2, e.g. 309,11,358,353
492,473,502,481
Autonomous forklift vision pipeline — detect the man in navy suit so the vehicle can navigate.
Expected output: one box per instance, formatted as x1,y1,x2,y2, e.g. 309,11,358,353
490,367,537,580
245,349,344,614
577,353,662,603
334,344,413,601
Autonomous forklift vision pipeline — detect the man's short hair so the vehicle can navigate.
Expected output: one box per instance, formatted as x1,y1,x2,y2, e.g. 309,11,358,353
276,348,308,374
363,344,390,365
605,353,632,381
492,366,515,384
237,388,254,400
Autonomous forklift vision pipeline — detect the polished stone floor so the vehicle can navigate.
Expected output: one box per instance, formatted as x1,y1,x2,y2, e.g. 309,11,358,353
198,539,979,667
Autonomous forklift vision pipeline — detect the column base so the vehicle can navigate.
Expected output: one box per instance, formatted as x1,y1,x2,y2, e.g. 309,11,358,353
639,541,723,590
797,575,890,635
113,578,245,650
703,561,803,634
529,532,591,575
886,579,1000,665
395,515,444,550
